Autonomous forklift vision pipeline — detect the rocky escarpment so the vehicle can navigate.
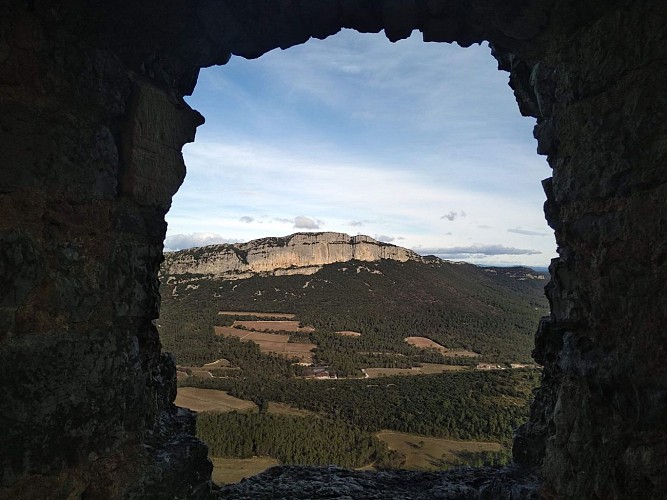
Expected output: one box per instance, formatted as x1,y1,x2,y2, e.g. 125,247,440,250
1,1,666,499
163,232,423,279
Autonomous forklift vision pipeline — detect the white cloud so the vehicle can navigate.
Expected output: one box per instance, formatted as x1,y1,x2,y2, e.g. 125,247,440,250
374,234,395,243
294,216,322,229
239,216,254,223
164,233,238,251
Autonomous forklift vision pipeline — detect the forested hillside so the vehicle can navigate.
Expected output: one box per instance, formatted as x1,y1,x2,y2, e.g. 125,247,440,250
159,257,548,369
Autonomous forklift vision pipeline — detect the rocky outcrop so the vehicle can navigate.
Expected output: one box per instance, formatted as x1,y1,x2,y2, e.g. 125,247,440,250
163,232,423,279
0,2,213,498
220,464,542,499
505,3,667,498
1,1,666,499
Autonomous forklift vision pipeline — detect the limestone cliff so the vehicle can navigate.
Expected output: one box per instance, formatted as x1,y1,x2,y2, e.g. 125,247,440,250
163,232,424,279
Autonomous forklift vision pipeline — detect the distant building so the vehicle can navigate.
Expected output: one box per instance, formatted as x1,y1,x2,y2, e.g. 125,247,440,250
303,365,332,378
476,363,507,371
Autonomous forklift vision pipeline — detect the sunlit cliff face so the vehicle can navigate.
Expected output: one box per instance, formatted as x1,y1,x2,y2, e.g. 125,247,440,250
162,233,422,279
1,1,666,499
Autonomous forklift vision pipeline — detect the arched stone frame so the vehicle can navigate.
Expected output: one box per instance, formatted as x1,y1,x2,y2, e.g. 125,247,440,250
0,1,665,498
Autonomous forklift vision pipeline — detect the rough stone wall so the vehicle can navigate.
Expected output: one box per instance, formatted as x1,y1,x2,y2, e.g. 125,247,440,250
508,2,667,498
1,1,666,499
0,2,212,498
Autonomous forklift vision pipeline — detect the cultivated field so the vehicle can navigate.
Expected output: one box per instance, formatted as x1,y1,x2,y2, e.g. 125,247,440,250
215,327,289,342
405,337,479,357
218,311,296,319
232,320,315,333
417,363,470,374
336,330,362,337
179,368,214,379
364,363,468,378
177,364,242,380
175,387,257,413
176,388,311,417
210,457,280,485
376,431,502,470
202,358,232,368
177,359,240,380
215,326,316,363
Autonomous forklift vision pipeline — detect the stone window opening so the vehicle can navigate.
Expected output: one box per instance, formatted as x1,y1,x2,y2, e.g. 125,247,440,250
1,2,665,499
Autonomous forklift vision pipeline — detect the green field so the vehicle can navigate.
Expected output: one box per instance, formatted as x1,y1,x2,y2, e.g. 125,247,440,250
376,431,504,470
210,457,279,485
364,363,468,378
176,387,313,417
175,387,256,413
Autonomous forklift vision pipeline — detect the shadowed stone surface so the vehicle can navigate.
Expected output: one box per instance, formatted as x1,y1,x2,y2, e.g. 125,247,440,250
220,465,542,499
1,0,666,499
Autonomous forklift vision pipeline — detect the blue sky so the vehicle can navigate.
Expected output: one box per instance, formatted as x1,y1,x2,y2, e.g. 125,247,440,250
166,29,556,267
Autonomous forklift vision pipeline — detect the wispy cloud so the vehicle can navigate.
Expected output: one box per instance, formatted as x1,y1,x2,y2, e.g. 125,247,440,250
508,227,549,236
374,234,395,243
164,233,239,251
441,211,466,221
415,244,541,258
239,216,254,223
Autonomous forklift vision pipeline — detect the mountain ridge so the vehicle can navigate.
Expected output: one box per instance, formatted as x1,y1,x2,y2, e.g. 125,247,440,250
163,232,425,279
159,249,548,366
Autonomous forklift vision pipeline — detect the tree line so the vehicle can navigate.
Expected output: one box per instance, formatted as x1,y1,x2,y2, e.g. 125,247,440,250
197,412,391,468
182,369,540,444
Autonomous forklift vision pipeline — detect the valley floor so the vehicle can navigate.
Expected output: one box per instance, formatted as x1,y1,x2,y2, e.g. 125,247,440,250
177,386,512,484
